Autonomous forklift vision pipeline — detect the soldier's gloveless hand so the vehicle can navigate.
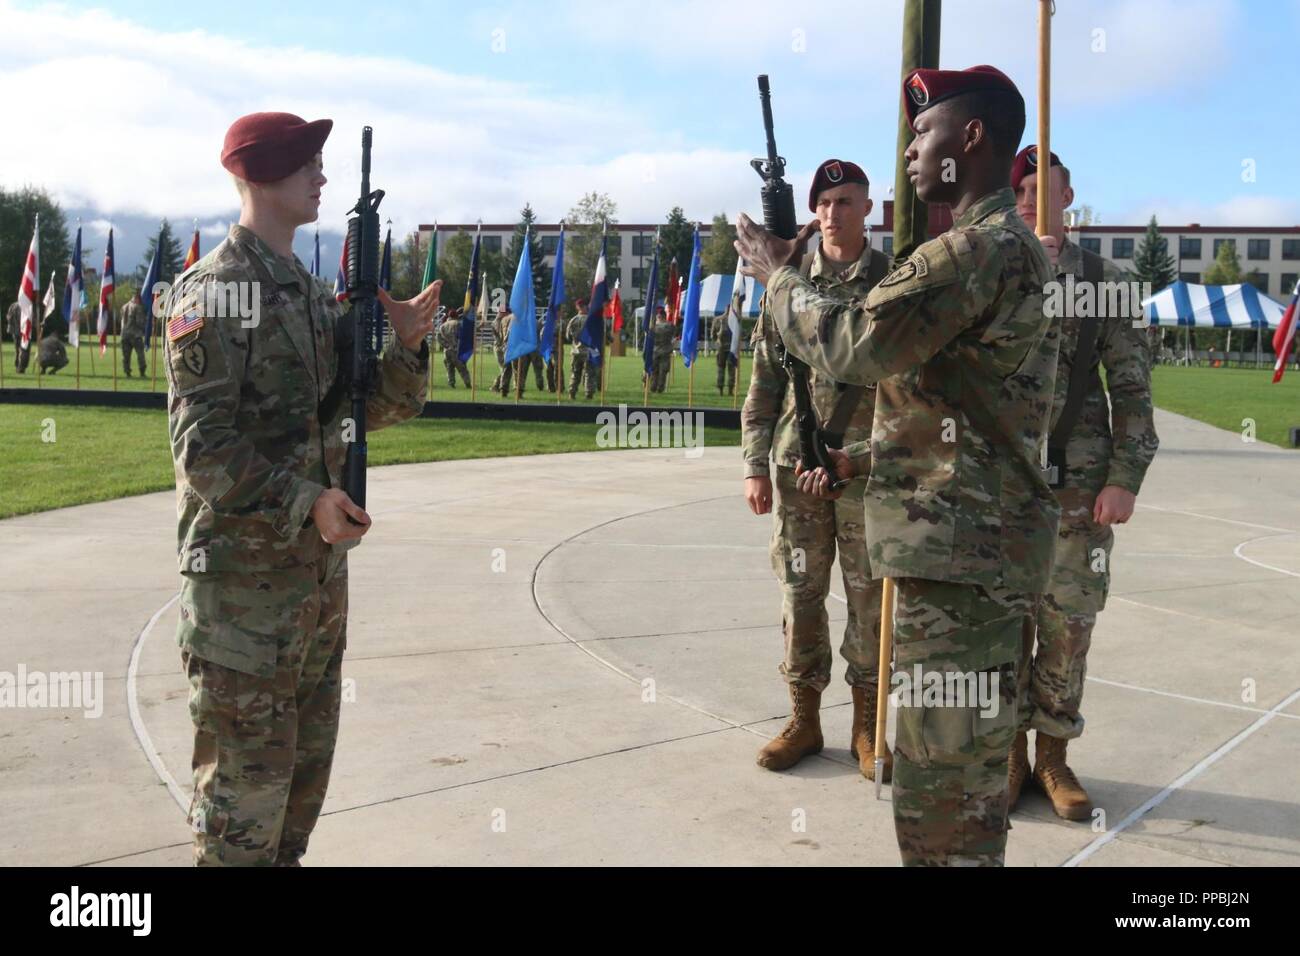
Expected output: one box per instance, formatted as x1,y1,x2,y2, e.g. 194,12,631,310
744,476,773,515
378,280,442,350
793,448,853,500
1093,485,1136,525
734,214,820,287
1038,234,1060,267
310,488,372,543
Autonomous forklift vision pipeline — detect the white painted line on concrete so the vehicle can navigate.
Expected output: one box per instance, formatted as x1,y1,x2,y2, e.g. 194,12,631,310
1232,533,1300,580
126,593,189,814
1063,686,1300,867
1085,675,1300,722
1136,503,1297,536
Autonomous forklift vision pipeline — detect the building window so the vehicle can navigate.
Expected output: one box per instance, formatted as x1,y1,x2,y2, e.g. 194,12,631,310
1079,237,1101,255
482,235,502,255
541,235,560,256
1282,239,1300,260
880,236,893,257
631,235,654,257
1245,273,1268,294
1213,238,1236,258
1112,238,1134,259
1179,237,1201,259
1178,272,1200,284
631,267,648,289
1247,238,1270,260
1281,273,1299,297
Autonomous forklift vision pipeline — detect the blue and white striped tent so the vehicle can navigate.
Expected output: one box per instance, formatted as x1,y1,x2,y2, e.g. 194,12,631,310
698,273,767,319
1142,280,1285,329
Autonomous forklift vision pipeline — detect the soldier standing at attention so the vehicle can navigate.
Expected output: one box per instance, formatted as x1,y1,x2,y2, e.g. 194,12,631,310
566,298,592,400
1009,145,1158,820
120,291,147,377
163,111,438,866
650,307,673,393
741,159,893,779
490,304,509,393
712,308,738,396
438,308,471,388
528,312,548,391
496,304,517,397
737,66,1060,867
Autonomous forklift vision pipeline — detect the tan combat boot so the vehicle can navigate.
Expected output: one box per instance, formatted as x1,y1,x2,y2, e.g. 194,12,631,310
1007,730,1030,810
1034,733,1093,821
757,684,823,771
849,685,893,781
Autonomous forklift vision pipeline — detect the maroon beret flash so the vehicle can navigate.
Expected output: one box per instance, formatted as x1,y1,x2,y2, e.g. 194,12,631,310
1011,144,1062,190
902,64,1021,131
808,158,869,212
221,112,333,183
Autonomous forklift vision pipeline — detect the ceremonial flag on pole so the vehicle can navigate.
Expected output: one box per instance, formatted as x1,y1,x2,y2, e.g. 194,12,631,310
540,224,565,363
98,228,115,354
43,272,57,320
505,227,538,363
728,256,745,360
580,230,609,367
372,224,391,352
665,258,679,324
182,224,200,272
1273,278,1300,383
140,227,163,348
16,215,39,351
333,233,349,302
680,224,703,367
310,228,321,278
608,279,623,335
640,237,660,376
62,225,84,347
459,224,482,363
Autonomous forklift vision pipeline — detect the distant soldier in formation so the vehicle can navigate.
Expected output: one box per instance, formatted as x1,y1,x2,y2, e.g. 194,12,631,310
649,307,674,393
527,312,548,391
566,298,599,400
438,308,471,388
490,305,509,393
38,333,68,374
496,305,519,397
120,291,148,377
7,300,30,373
712,308,738,395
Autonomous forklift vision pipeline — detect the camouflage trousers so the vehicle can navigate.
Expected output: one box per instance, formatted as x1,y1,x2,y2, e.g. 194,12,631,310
891,578,1032,867
490,345,507,391
769,466,881,692
716,351,737,394
181,552,348,866
524,351,547,391
1019,479,1113,739
442,349,470,388
569,348,597,399
122,333,146,375
650,355,670,393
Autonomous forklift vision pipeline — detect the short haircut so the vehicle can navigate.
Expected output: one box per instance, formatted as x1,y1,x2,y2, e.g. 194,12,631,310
1057,164,1072,187
946,88,1026,161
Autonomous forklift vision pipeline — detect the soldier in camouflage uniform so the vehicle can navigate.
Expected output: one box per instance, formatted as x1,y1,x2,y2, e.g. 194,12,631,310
1010,146,1159,820
649,308,674,393
712,310,738,395
7,301,30,373
567,299,598,400
38,333,68,374
527,313,549,391
742,159,892,780
739,66,1061,866
438,309,471,388
496,306,519,397
490,306,509,393
120,293,148,377
164,111,437,866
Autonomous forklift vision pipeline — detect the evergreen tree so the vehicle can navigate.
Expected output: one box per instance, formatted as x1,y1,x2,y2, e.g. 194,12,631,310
563,192,618,308
135,218,185,287
1202,238,1243,285
0,186,71,331
659,207,694,299
438,231,474,311
701,212,738,276
504,203,548,301
1132,215,1176,293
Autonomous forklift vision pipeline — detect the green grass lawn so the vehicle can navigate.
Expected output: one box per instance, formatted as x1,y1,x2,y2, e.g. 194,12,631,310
1,334,753,410
0,404,740,519
1150,365,1299,448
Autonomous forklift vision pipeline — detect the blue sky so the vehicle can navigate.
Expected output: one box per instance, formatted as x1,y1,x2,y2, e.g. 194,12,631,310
3,0,1297,269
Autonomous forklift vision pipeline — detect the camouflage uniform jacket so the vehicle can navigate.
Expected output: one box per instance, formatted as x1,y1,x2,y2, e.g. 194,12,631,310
767,188,1061,593
162,224,428,576
652,318,674,357
437,315,461,350
712,314,734,352
120,299,146,339
1051,239,1158,494
742,243,890,478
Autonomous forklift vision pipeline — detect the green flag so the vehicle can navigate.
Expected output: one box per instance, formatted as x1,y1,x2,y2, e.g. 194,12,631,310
893,0,941,265
421,223,438,288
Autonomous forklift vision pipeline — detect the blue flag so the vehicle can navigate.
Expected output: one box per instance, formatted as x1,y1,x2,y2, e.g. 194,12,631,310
458,227,482,364
580,233,609,367
505,229,538,363
680,225,703,367
641,240,660,376
372,225,391,352
62,225,83,331
540,225,565,363
140,227,163,347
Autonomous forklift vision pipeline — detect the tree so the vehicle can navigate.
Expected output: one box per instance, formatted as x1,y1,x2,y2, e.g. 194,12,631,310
0,186,72,339
1202,238,1242,285
389,229,425,301
438,231,474,311
701,212,738,277
1064,203,1099,227
563,192,618,308
504,204,548,302
135,218,185,287
1132,216,1176,294
659,206,694,299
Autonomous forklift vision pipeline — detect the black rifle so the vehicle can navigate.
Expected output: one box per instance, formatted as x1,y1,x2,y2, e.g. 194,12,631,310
750,75,848,490
343,126,385,518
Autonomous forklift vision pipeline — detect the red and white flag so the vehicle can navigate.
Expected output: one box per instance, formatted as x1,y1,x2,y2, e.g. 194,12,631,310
16,215,39,351
98,228,116,354
1273,278,1299,383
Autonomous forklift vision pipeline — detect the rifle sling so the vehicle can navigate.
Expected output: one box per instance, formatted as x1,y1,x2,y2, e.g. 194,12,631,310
1048,249,1105,452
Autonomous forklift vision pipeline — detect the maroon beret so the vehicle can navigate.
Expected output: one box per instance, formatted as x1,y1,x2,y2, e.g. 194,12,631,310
221,112,333,183
1011,144,1062,190
902,64,1021,131
808,158,869,212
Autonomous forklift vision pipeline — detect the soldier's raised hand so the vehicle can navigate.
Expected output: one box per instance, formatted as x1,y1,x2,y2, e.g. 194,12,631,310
310,487,372,543
379,279,442,350
734,214,820,287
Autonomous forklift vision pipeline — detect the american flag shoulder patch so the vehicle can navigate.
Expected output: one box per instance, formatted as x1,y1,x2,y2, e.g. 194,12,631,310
167,310,204,342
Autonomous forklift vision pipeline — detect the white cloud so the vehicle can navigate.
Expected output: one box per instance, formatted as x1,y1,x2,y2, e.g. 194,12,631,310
1120,195,1300,228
